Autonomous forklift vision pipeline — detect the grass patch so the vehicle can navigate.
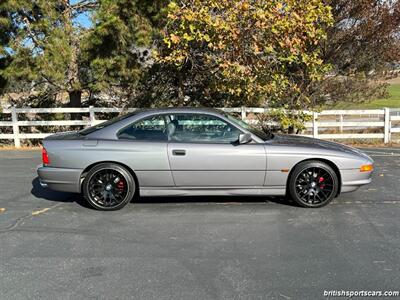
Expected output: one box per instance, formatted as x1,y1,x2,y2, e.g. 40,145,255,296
332,84,400,109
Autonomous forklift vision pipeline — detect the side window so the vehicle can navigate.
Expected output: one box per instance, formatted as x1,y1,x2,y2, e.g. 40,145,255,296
167,114,241,143
118,115,167,141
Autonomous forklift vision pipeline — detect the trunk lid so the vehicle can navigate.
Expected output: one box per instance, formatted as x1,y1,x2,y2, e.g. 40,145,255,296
44,131,84,141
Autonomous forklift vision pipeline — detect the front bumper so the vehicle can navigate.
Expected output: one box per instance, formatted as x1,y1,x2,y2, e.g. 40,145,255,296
37,165,82,193
340,169,373,193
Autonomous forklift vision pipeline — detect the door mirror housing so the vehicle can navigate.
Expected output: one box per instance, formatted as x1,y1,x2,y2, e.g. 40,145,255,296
238,133,252,144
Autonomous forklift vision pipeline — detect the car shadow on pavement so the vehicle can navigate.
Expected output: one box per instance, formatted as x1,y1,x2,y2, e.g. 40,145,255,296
31,177,297,208
31,177,90,208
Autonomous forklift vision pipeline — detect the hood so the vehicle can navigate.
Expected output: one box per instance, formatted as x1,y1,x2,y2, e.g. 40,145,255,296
268,134,370,158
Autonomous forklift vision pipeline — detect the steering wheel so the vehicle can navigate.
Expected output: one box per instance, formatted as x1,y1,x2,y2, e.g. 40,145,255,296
222,126,231,138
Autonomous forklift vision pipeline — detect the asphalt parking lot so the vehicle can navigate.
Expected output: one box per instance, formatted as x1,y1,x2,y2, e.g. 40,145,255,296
0,148,400,299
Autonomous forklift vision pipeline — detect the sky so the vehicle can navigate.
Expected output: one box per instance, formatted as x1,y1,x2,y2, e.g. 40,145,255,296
74,12,92,28
71,0,93,29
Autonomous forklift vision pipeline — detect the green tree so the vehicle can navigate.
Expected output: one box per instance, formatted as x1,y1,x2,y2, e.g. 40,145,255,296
83,0,162,100
154,0,333,109
317,0,400,106
0,0,98,108
0,0,158,109
0,57,9,94
0,3,14,94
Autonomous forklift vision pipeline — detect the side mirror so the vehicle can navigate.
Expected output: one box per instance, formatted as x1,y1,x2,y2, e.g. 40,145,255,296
238,133,252,144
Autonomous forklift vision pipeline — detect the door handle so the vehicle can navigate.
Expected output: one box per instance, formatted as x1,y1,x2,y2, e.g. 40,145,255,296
172,149,186,156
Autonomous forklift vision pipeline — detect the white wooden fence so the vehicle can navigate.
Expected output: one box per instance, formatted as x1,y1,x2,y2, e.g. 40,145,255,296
0,106,399,147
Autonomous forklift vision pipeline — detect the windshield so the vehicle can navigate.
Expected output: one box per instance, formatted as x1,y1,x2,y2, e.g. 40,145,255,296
79,112,138,135
224,113,272,141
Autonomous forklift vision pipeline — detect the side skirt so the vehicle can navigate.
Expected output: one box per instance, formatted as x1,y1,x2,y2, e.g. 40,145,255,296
140,186,286,197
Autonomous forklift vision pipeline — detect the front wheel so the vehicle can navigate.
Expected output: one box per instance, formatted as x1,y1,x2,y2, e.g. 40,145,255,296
83,163,136,211
288,161,339,208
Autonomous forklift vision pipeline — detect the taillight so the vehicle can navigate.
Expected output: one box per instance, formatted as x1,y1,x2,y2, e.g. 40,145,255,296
42,147,50,165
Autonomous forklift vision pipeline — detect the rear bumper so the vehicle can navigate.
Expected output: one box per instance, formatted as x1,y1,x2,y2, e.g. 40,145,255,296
340,169,373,193
37,165,82,193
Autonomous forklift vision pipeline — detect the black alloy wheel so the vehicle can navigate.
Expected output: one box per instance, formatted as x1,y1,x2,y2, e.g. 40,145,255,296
83,163,135,211
289,161,338,208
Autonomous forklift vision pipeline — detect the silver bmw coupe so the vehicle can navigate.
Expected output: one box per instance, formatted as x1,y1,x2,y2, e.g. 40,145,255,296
37,107,373,210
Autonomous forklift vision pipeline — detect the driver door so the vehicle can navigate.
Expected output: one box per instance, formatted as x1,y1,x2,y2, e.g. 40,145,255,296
166,113,266,187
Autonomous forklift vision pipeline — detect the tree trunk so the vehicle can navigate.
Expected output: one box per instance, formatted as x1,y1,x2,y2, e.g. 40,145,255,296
64,1,82,120
69,90,82,120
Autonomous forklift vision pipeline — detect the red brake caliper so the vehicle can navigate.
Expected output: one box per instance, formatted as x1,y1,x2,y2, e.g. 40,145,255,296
117,180,125,190
318,177,325,189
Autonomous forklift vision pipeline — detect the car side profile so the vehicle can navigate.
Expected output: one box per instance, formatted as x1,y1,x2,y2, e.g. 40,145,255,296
37,107,374,210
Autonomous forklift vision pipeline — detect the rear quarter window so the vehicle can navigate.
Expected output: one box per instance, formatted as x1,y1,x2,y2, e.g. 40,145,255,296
118,115,168,141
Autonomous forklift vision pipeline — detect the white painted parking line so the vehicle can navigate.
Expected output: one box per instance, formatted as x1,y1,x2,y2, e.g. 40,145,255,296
359,147,400,152
367,154,400,157
335,201,400,204
359,150,400,156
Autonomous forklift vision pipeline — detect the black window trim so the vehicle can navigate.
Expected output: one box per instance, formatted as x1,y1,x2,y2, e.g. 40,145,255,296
117,112,246,144
165,112,245,145
117,114,168,142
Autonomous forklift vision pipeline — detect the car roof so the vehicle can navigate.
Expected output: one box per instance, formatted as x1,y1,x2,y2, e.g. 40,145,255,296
135,107,225,115
116,107,227,120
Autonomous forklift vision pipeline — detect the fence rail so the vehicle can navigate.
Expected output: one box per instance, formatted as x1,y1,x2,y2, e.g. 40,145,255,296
0,106,399,147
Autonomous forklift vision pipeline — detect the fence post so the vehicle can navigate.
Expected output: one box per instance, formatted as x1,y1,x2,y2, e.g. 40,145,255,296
241,106,247,120
339,114,343,133
384,107,390,143
89,106,95,126
313,112,318,138
11,106,21,148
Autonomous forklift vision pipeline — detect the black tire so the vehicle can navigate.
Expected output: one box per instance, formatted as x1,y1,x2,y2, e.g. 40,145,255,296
288,161,339,208
83,163,136,211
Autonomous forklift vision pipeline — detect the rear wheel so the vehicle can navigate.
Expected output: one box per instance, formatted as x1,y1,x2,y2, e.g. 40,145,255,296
83,163,135,211
288,161,339,208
